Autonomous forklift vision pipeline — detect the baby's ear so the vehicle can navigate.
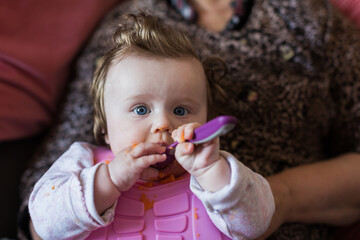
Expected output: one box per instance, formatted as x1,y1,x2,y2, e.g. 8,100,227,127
104,135,110,145
102,129,110,145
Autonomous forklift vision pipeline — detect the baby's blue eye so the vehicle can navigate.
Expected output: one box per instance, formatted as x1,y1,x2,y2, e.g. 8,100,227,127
134,106,150,115
174,107,188,116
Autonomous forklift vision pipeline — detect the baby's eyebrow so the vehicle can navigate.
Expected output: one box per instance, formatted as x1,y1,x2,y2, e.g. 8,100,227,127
175,98,203,106
122,93,154,102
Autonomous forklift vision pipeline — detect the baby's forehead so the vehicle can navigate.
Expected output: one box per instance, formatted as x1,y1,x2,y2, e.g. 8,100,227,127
103,55,208,102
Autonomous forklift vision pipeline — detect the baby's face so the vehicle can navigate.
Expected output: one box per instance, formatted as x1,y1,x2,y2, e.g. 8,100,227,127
103,55,208,175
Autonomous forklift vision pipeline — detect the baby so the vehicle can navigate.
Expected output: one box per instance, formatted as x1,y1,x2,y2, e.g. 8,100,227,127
29,12,274,240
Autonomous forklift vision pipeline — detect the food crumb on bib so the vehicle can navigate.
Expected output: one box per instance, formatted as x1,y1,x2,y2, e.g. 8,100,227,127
140,193,155,211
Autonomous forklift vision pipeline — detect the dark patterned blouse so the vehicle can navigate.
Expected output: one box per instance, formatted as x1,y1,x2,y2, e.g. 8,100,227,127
19,0,360,239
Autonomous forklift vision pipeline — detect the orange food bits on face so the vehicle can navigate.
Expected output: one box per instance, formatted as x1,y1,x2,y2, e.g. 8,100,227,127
131,143,138,150
105,160,110,164
155,126,168,133
126,143,138,153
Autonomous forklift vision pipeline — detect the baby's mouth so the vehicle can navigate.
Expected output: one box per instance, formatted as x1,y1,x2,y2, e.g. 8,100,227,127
157,141,171,147
146,159,186,182
151,142,176,169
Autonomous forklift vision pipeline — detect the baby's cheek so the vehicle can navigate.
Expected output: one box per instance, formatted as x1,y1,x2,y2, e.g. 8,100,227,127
114,136,145,155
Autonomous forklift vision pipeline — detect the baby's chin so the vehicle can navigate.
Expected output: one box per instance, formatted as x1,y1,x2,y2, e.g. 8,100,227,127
140,160,186,182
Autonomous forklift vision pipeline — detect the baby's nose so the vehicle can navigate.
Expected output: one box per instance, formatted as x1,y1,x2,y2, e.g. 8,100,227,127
154,124,170,133
151,114,174,134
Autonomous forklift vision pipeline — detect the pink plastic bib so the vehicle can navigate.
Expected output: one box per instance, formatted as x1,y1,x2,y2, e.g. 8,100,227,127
86,147,231,240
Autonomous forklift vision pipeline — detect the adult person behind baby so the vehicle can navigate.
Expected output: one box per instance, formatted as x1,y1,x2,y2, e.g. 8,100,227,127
0,0,119,237
19,0,360,239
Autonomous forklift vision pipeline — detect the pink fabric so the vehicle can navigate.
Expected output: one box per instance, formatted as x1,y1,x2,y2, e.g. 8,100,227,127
29,143,274,239
0,0,119,141
330,0,360,29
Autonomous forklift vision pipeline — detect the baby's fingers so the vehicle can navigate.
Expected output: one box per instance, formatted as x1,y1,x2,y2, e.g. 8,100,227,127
129,142,166,167
172,122,201,142
136,154,167,169
130,142,165,157
176,142,194,156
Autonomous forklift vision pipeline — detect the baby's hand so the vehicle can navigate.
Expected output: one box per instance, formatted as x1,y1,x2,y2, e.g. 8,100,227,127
107,143,166,192
172,122,222,178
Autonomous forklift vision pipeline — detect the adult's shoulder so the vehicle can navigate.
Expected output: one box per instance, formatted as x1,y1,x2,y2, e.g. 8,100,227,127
251,0,358,54
252,0,331,49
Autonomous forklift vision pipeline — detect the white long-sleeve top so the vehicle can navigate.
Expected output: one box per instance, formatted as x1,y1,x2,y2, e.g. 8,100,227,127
29,142,274,240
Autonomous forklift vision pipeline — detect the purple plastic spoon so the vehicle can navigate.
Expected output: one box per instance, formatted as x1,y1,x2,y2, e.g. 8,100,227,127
153,115,238,169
